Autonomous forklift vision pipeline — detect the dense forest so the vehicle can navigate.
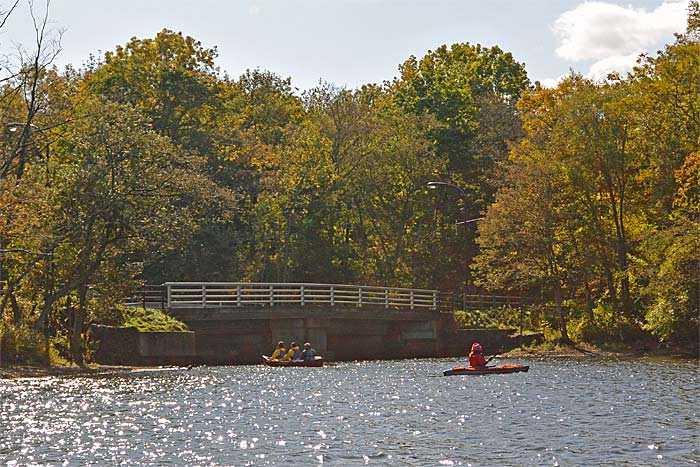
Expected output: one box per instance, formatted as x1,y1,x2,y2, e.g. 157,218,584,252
0,2,697,365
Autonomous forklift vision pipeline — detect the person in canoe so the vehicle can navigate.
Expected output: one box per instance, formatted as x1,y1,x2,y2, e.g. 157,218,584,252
468,342,487,368
269,341,287,361
282,342,301,361
301,342,316,361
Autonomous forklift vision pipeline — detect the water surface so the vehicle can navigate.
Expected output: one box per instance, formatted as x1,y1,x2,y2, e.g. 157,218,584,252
1,357,698,466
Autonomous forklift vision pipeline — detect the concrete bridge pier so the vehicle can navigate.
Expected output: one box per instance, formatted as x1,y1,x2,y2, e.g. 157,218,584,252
168,306,449,364
268,317,328,358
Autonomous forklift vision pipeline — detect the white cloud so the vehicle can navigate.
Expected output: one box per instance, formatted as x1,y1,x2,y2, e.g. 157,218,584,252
586,51,644,80
539,76,567,88
540,0,690,84
249,3,261,16
553,0,690,62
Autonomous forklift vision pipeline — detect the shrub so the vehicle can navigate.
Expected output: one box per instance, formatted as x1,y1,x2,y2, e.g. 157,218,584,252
568,302,652,346
0,323,48,366
454,306,545,332
94,305,189,332
453,309,499,328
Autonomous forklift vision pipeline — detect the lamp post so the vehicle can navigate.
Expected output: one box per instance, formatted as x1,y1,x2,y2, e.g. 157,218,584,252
2,121,50,281
6,122,50,180
427,181,483,309
2,122,52,365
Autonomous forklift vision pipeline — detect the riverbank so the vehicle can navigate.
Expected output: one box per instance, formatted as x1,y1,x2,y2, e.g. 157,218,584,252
3,346,696,379
0,364,181,379
502,344,699,360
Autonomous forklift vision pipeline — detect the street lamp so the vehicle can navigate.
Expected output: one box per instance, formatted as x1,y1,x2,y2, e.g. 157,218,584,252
7,121,40,132
427,181,466,196
1,121,51,303
5,121,50,178
427,180,483,308
426,180,471,225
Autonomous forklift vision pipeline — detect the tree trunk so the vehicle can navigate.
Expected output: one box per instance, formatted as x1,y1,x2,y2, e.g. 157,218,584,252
554,278,572,344
10,293,20,325
71,284,87,367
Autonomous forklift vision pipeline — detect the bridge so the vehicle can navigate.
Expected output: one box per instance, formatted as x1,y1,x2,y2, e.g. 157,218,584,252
113,282,528,365
164,282,442,310
119,282,464,364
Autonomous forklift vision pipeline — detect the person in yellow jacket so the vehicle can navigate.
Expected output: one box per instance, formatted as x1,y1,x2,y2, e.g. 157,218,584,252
269,341,286,361
281,342,301,361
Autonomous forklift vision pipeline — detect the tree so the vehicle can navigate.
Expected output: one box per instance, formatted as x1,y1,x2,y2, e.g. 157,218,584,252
251,84,446,287
144,69,304,283
473,143,575,342
639,152,699,347
394,42,530,204
87,28,220,151
624,5,700,347
0,0,64,361
37,98,215,365
392,43,530,296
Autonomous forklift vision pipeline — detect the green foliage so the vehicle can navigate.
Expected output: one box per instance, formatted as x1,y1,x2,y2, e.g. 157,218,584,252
636,215,699,347
122,307,189,332
87,29,221,150
0,323,47,366
93,305,189,332
2,9,698,360
568,303,651,345
453,310,499,329
249,84,447,287
453,306,545,332
395,42,530,202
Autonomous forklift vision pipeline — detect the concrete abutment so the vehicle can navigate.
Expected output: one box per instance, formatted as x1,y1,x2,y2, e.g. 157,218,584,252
90,305,542,366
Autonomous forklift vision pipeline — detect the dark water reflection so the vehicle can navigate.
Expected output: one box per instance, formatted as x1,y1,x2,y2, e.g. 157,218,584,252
1,358,698,466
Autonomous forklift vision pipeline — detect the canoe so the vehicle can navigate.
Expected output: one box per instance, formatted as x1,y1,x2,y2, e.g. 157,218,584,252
262,355,324,367
443,364,529,376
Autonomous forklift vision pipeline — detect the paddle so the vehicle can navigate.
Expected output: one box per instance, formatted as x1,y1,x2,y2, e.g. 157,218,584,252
484,353,501,366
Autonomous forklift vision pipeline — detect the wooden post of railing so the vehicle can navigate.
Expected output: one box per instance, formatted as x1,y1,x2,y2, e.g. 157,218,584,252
384,288,389,308
237,284,242,306
330,286,335,306
301,285,305,306
410,290,414,310
432,290,437,310
359,287,363,307
166,284,172,308
201,284,207,307
269,284,274,306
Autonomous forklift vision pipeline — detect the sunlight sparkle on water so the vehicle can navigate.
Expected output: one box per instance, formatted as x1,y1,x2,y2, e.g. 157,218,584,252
0,358,697,466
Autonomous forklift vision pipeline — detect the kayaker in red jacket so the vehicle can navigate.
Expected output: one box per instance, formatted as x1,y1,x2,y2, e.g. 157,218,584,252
469,342,487,367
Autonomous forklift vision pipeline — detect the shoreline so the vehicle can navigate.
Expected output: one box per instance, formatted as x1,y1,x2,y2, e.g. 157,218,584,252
2,348,696,379
0,364,177,380
502,347,698,360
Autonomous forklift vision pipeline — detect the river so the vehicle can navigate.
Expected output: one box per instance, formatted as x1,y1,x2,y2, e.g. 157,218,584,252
1,357,698,466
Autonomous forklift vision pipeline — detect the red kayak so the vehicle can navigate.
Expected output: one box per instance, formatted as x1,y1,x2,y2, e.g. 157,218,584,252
443,364,529,376
262,355,324,367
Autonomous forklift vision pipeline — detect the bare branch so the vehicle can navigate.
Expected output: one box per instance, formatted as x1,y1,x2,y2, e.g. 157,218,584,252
0,0,20,30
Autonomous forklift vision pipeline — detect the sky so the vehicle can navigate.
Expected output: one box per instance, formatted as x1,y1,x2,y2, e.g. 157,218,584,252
0,0,692,90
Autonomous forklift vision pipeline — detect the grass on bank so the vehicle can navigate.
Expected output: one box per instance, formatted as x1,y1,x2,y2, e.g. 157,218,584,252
93,304,189,332
1,305,189,367
118,305,189,332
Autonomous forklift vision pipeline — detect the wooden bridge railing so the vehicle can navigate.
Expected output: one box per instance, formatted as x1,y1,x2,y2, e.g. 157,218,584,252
123,284,166,309
164,282,441,311
461,293,524,310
